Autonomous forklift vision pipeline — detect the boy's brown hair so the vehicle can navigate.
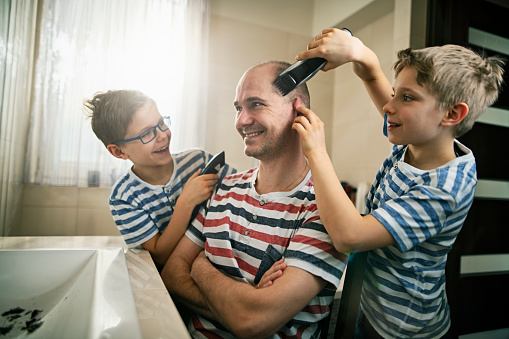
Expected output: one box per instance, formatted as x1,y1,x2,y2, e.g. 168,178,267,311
393,45,505,137
84,90,155,147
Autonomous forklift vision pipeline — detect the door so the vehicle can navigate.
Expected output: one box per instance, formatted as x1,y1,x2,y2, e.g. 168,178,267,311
426,0,509,338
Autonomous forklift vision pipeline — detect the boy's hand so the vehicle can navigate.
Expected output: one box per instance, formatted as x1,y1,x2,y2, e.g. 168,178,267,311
179,169,219,207
292,106,328,159
296,28,362,72
256,258,287,289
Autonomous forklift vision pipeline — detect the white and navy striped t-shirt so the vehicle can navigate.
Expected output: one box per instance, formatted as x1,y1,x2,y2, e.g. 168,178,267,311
185,168,347,339
109,149,236,248
362,139,477,338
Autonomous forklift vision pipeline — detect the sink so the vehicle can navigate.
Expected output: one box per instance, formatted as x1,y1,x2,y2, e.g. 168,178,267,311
0,248,142,338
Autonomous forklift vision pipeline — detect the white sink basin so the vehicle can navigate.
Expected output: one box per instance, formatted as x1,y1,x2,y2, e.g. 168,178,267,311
0,248,142,338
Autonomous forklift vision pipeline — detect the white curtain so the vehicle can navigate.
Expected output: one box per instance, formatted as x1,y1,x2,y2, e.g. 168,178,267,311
0,0,38,235
24,0,210,187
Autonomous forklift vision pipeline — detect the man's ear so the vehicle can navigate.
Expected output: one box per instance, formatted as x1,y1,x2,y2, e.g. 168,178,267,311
293,97,304,116
107,144,128,160
441,102,469,127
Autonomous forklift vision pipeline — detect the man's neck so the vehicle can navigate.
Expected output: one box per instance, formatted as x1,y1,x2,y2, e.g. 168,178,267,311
255,151,309,195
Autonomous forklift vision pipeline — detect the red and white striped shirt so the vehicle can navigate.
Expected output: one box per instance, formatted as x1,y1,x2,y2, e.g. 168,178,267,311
185,168,347,338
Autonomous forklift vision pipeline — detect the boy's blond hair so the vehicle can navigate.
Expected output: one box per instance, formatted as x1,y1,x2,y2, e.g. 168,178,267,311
393,45,505,137
84,90,154,147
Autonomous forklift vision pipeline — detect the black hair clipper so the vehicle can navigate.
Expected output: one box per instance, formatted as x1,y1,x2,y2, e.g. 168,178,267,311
273,28,353,96
201,151,225,175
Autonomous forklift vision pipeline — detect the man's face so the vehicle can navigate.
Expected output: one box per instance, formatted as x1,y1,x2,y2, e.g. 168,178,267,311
233,64,296,161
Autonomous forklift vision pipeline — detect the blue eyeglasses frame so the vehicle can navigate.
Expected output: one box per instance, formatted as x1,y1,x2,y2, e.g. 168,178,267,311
115,116,171,144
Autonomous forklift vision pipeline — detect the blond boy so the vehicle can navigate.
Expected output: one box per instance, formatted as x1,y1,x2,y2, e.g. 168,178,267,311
292,29,505,338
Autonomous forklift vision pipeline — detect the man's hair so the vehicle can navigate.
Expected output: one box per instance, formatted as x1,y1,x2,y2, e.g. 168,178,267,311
393,45,505,137
84,90,154,147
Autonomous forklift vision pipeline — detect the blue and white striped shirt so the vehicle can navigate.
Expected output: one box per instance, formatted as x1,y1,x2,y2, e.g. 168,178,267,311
186,168,347,339
109,149,236,247
362,139,477,338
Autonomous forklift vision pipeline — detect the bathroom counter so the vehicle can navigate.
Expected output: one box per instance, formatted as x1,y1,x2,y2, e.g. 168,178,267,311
0,236,190,339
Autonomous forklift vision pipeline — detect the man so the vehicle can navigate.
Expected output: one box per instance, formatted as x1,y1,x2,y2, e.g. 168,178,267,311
162,61,347,339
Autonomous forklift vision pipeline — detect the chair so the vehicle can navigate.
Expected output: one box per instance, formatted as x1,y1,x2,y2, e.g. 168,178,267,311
326,251,368,339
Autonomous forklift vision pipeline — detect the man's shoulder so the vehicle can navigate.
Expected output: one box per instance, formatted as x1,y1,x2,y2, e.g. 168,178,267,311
222,168,257,183
293,173,317,199
212,168,257,198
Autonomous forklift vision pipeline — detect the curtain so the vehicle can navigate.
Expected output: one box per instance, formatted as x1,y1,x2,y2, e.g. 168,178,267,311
24,0,210,187
0,0,38,235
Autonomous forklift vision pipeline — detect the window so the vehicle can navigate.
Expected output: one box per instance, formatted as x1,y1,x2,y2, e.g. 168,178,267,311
24,0,210,186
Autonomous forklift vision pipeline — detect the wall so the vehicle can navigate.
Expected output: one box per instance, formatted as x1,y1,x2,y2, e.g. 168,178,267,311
329,0,412,199
210,0,314,36
312,0,374,34
16,185,119,236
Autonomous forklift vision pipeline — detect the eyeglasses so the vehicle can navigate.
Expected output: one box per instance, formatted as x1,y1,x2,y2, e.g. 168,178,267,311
115,116,171,144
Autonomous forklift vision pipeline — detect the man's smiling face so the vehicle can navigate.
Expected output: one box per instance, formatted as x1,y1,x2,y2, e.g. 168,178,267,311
233,64,295,161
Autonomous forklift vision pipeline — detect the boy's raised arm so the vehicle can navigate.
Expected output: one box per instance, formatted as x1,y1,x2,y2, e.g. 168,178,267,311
296,28,393,116
292,106,396,253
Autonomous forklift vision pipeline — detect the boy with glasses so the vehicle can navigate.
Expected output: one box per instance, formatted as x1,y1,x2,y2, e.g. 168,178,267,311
84,90,235,267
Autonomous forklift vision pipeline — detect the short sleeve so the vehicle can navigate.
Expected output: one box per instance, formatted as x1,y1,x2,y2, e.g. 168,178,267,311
371,184,456,252
109,197,159,248
284,216,347,288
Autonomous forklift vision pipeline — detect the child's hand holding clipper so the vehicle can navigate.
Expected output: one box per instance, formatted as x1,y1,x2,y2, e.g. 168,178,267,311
296,28,358,72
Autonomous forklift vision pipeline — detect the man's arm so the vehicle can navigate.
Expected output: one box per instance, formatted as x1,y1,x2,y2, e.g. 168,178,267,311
190,251,327,339
161,236,216,320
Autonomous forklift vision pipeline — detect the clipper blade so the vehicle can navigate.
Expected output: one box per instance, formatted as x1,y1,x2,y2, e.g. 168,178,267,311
273,58,326,96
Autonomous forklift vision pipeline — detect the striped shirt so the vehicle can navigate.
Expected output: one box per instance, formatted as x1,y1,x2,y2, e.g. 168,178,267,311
362,139,477,338
109,149,236,248
186,168,347,339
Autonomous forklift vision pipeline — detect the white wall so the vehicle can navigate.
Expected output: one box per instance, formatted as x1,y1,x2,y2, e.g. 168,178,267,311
210,0,314,36
326,0,412,193
312,0,374,34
